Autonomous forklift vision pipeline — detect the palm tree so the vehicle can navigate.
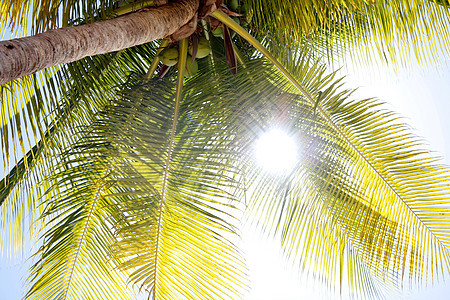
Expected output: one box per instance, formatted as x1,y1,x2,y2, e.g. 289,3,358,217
1,0,450,299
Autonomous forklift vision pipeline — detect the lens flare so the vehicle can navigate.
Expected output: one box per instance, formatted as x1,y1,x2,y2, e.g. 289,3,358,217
255,129,298,174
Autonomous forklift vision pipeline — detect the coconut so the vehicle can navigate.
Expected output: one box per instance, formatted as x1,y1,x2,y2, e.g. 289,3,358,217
184,55,198,77
228,0,239,11
212,27,223,38
188,37,211,59
160,47,179,66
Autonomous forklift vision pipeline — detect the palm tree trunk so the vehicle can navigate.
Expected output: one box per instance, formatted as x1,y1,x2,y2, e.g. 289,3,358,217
0,0,199,85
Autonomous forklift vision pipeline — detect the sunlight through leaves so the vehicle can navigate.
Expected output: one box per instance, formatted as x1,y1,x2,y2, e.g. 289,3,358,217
254,129,298,174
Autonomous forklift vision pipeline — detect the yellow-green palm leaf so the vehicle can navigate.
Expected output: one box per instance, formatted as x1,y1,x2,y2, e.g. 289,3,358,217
237,45,450,297
244,0,450,64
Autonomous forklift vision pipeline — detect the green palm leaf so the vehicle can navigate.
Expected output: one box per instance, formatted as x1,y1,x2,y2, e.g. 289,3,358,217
0,0,115,34
0,40,161,251
208,13,450,293
27,58,249,299
234,41,450,297
108,70,249,299
26,137,136,300
243,0,450,64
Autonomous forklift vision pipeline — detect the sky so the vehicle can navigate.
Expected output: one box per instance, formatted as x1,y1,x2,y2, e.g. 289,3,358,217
2,26,450,300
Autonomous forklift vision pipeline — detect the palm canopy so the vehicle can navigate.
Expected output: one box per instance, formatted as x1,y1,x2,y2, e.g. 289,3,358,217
1,0,450,299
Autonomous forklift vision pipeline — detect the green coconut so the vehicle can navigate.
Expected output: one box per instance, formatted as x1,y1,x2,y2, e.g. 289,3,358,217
184,55,198,77
228,0,239,11
188,37,211,59
212,26,223,38
160,47,179,66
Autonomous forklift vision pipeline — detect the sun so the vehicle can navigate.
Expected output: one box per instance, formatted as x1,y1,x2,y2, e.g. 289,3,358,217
254,129,298,174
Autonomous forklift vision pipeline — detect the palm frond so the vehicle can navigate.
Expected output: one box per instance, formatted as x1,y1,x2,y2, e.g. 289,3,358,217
27,60,249,298
108,72,248,299
0,0,164,36
242,0,450,64
202,16,450,293
0,68,68,250
26,146,136,300
229,40,450,296
0,41,160,252
0,0,117,35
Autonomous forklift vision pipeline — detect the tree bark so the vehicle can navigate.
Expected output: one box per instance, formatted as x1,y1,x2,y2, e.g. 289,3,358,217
0,0,199,85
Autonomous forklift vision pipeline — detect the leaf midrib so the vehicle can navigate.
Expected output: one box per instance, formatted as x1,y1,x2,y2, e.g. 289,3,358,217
151,38,188,299
62,174,105,299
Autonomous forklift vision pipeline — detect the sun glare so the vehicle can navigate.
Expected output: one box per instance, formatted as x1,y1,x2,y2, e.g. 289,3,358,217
255,129,298,174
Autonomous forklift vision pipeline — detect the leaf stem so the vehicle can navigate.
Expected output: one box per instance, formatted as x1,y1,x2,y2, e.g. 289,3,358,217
212,10,313,103
144,39,169,80
151,37,188,299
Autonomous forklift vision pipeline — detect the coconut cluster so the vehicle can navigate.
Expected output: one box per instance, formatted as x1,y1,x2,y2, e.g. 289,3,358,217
158,0,252,77
159,37,211,77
